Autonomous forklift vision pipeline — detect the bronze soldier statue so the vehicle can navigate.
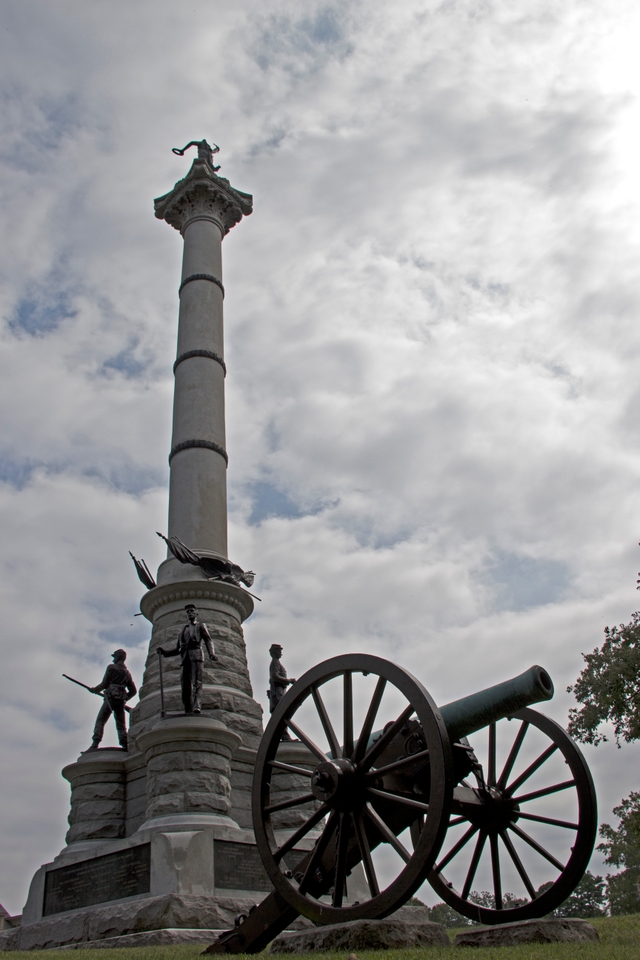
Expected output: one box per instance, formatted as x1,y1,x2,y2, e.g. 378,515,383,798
86,649,137,751
159,604,217,714
268,644,296,740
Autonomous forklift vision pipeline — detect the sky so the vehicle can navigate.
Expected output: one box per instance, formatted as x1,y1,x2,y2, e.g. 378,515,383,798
1,0,640,916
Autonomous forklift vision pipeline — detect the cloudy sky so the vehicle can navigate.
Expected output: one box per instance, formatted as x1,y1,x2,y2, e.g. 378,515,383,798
1,0,640,916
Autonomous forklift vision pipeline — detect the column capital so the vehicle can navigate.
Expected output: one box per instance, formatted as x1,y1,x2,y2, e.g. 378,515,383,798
154,159,253,236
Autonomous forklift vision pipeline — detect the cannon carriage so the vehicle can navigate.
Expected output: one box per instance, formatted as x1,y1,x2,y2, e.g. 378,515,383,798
207,654,596,953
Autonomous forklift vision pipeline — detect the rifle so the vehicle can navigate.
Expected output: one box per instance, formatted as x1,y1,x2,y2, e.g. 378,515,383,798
63,674,132,713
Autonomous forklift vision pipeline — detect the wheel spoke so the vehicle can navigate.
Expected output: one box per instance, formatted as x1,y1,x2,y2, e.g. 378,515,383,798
506,744,558,796
434,824,478,873
298,811,339,894
488,723,497,787
363,802,411,863
354,676,387,763
268,760,313,777
513,778,576,804
364,749,430,778
517,811,579,830
497,720,529,790
332,812,350,907
461,830,487,900
367,786,429,813
311,685,342,759
273,803,330,862
449,816,468,826
286,719,329,763
360,704,415,771
490,833,502,910
264,792,316,815
508,822,565,872
343,671,354,759
500,829,536,899
352,810,380,897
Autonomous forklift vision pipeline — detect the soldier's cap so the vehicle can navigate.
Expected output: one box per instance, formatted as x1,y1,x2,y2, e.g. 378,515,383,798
184,603,197,611
269,643,283,652
112,649,127,660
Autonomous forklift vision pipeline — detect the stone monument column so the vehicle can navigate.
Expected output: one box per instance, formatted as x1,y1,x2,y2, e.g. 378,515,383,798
127,152,263,829
18,150,272,945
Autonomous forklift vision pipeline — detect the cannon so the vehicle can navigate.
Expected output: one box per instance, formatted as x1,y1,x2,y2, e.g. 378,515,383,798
206,654,596,953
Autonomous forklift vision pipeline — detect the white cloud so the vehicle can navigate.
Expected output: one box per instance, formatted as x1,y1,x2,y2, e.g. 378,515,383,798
0,0,639,914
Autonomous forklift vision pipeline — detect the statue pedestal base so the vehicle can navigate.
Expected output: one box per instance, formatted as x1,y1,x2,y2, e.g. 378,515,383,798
18,718,284,947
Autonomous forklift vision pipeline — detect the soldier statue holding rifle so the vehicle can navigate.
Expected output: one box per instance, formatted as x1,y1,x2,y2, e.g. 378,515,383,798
80,649,137,752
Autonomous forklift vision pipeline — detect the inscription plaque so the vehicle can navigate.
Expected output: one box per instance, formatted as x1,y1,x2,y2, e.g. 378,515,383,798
214,841,307,892
214,840,271,891
43,843,151,916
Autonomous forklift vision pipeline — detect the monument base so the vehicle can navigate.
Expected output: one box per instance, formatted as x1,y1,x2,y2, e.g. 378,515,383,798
0,894,257,951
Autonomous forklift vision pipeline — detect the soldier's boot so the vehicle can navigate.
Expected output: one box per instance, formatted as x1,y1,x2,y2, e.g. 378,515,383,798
83,738,101,753
119,734,128,751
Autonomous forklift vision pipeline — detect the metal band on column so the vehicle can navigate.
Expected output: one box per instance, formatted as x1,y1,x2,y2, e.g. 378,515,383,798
173,350,227,376
178,273,225,298
169,439,229,465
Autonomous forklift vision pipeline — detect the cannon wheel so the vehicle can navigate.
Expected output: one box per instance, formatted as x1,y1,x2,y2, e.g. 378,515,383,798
253,654,454,925
422,707,597,924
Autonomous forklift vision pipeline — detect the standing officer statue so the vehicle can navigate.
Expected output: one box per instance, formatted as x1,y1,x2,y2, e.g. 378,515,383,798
268,644,296,740
87,649,137,751
159,604,217,714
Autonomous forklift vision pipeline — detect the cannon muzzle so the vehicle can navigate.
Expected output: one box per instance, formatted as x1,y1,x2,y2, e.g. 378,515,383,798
439,664,554,743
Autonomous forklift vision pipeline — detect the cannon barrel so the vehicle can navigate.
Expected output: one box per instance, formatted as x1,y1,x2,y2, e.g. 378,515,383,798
438,664,554,743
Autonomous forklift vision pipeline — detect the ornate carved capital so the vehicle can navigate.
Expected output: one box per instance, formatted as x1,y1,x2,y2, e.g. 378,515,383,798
154,159,253,236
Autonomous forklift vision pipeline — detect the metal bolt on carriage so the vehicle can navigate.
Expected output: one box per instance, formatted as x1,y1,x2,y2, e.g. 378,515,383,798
207,654,597,953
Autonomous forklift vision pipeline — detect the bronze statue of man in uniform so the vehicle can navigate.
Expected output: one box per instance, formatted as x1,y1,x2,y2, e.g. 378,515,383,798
268,643,296,740
159,604,217,714
87,649,137,751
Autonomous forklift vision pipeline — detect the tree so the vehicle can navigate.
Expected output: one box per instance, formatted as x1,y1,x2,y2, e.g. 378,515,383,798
551,872,607,917
428,902,473,928
567,611,640,746
598,792,640,916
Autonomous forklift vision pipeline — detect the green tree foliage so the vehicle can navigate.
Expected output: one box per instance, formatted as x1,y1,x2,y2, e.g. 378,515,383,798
427,892,527,927
550,872,607,917
567,611,640,746
428,902,473,927
598,792,640,916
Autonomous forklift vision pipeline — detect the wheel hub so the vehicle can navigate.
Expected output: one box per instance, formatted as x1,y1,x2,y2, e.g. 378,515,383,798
459,786,520,833
311,758,361,811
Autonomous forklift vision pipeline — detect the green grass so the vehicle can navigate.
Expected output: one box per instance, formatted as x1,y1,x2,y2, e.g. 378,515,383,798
1,914,638,960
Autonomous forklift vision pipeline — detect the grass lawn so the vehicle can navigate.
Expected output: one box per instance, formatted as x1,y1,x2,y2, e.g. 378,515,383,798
0,914,638,960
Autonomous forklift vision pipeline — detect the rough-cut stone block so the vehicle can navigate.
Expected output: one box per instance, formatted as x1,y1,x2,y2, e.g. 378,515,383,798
185,790,230,813
270,919,450,953
392,905,432,924
0,927,20,951
149,770,217,795
69,799,126,821
146,794,185,818
66,820,125,843
453,918,599,947
72,782,124,803
147,753,185,774
19,911,88,950
184,751,230,772
60,928,226,949
11,895,262,949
